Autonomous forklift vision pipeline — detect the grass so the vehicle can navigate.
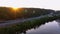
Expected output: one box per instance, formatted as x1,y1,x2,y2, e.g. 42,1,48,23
0,14,60,34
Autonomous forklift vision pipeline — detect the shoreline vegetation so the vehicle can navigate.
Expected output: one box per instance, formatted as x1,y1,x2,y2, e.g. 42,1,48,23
0,7,60,34
0,14,60,34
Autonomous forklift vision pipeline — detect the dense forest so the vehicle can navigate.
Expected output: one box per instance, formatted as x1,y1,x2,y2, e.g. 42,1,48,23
0,7,59,20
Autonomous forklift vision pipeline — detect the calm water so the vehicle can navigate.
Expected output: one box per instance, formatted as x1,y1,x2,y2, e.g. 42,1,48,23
23,20,60,34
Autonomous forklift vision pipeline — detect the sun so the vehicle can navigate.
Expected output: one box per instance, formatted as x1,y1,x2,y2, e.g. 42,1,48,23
12,7,18,10
11,7,23,12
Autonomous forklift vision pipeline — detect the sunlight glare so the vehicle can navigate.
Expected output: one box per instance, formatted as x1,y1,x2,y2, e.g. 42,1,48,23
12,7,18,10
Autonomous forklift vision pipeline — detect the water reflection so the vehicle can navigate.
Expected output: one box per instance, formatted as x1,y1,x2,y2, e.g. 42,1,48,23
26,20,60,34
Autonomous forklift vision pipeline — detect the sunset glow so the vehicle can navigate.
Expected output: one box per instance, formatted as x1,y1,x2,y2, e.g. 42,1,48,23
12,7,19,10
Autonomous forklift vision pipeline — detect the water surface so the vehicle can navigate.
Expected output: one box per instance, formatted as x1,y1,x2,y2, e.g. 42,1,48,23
25,20,60,34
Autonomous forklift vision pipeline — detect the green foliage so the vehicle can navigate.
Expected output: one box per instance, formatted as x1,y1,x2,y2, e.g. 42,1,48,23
0,14,59,34
0,7,60,34
0,7,55,20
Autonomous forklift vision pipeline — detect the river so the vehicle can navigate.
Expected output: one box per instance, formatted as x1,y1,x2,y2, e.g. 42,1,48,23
22,20,60,34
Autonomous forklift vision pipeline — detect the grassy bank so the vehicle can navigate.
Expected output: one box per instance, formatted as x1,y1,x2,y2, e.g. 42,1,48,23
0,14,60,34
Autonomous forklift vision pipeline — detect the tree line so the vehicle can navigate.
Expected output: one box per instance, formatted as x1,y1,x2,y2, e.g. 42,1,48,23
0,7,55,20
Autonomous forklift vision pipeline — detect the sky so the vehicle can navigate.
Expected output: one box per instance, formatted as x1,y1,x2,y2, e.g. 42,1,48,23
0,0,60,10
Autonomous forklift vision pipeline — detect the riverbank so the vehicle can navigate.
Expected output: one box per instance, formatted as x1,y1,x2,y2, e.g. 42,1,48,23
0,13,60,34
0,14,59,27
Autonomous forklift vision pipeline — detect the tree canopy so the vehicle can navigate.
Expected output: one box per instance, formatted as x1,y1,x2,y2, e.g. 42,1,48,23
0,7,55,20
